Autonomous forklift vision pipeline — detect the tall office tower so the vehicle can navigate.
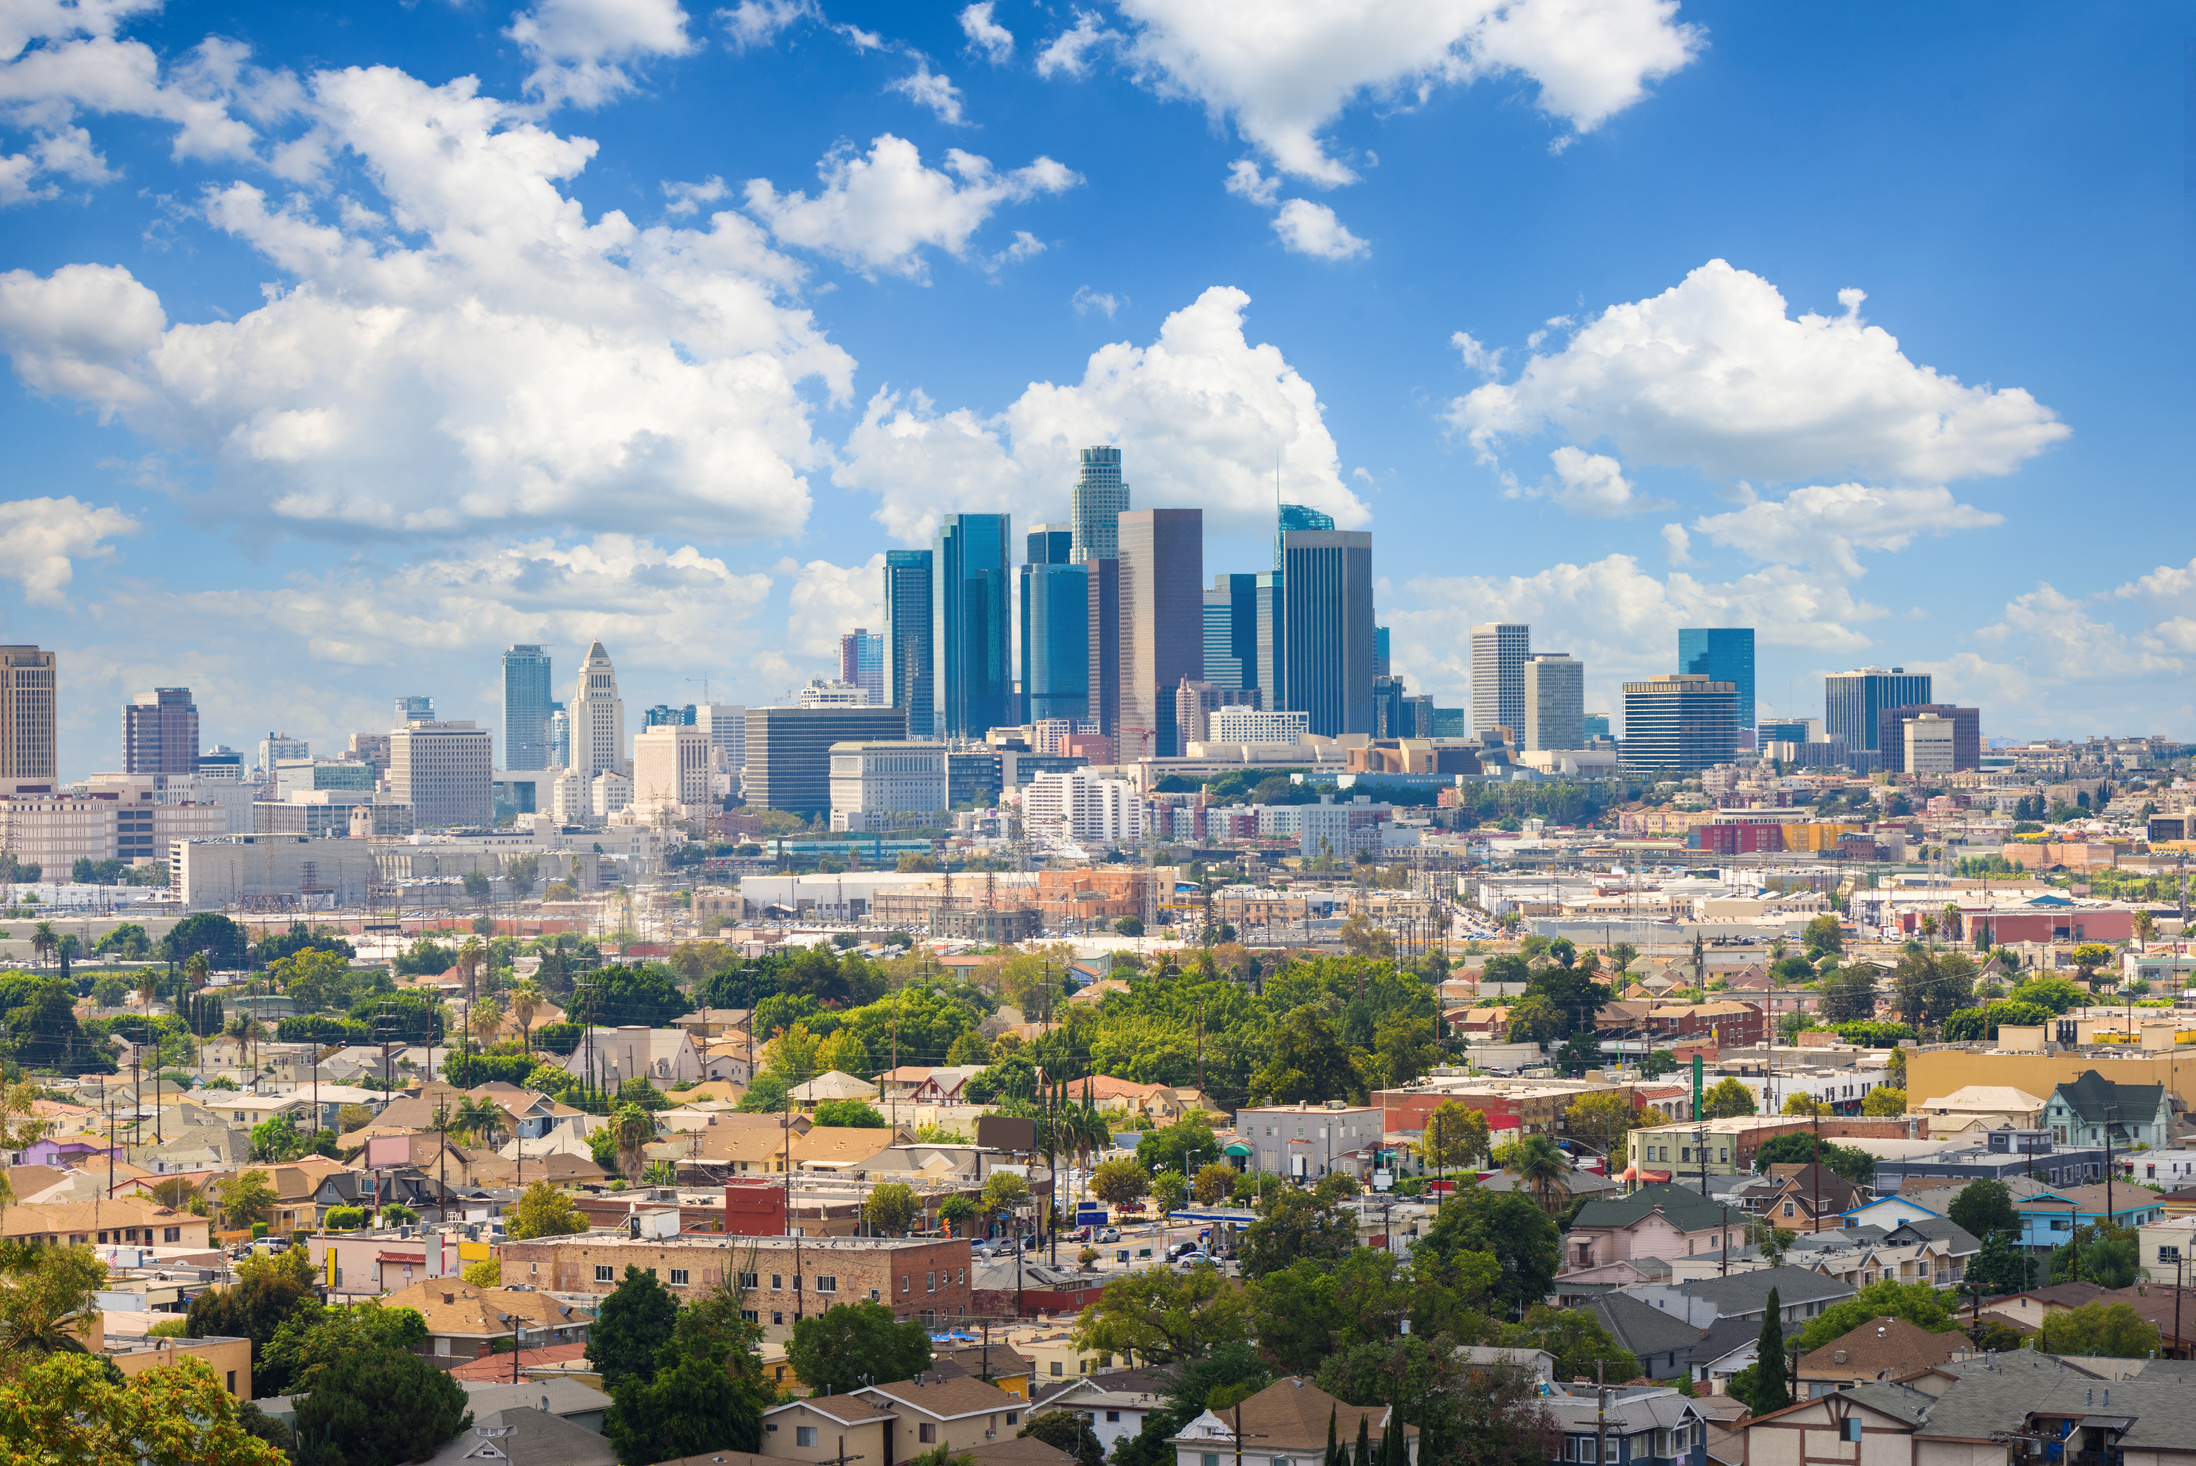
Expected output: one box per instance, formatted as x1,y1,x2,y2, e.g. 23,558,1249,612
1274,503,1336,570
642,703,698,726
695,704,747,782
1254,571,1285,708
1621,674,1738,770
745,704,909,818
883,549,934,738
501,644,553,770
568,641,626,778
389,720,493,827
1581,713,1612,741
1281,530,1375,737
1401,693,1435,737
1202,573,1259,693
1877,703,1982,773
1086,557,1120,737
1019,525,1082,722
633,723,710,812
839,628,886,708
933,513,1012,740
258,732,308,774
1523,653,1585,751
0,646,55,783
124,687,198,775
1470,624,1530,738
1027,523,1074,566
1677,628,1757,730
547,703,570,770
394,695,434,725
1824,666,1932,750
1117,509,1204,758
1373,627,1391,679
1069,446,1129,564
1372,674,1406,738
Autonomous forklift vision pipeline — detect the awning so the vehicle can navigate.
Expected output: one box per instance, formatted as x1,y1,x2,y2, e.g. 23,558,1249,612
376,1253,426,1265
1224,1143,1252,1157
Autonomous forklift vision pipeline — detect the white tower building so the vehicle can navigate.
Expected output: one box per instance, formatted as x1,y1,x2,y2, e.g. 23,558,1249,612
569,641,626,780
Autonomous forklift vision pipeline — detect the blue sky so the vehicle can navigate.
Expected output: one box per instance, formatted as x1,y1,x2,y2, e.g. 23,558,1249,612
0,0,2190,778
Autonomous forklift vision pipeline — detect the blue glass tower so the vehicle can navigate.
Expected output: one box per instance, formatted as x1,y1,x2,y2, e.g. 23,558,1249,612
934,514,1013,739
501,644,552,770
1021,523,1086,723
1678,627,1756,730
884,550,934,738
1203,573,1259,693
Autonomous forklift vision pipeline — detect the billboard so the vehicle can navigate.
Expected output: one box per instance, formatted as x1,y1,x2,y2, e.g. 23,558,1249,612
975,1115,1036,1152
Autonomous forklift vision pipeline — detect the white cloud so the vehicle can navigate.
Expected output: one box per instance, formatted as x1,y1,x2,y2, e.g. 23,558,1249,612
1036,8,1119,78
1974,583,2181,682
959,3,1015,64
1691,483,2003,577
1658,522,1690,565
0,65,852,541
1072,285,1121,317
662,174,728,216
1269,198,1367,259
2115,557,2196,610
719,0,819,51
1224,158,1280,205
835,23,887,53
509,0,697,108
1450,328,1502,376
887,60,967,124
0,495,137,603
744,134,1078,280
1107,0,1703,185
1452,260,2071,485
782,553,886,661
835,284,1368,545
1505,445,1670,517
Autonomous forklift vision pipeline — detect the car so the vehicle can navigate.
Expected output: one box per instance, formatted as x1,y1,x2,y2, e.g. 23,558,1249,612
1173,1250,1210,1268
1099,1228,1120,1242
1166,1241,1201,1260
1069,1226,1092,1243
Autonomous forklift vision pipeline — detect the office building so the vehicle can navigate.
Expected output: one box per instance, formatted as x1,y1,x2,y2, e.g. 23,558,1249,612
1203,573,1259,693
1620,675,1738,771
933,513,1012,740
257,732,308,775
1282,530,1375,738
196,746,244,780
1070,446,1129,564
839,628,885,708
568,641,626,779
1677,628,1756,730
0,647,55,786
1902,714,1959,775
1087,556,1120,737
274,758,375,798
172,835,382,912
1176,680,1258,746
1117,508,1204,758
633,723,710,813
501,645,554,771
829,741,947,833
1581,713,1611,741
744,705,908,818
1023,770,1141,844
1024,562,1088,723
1432,707,1466,738
1372,675,1406,739
798,679,869,707
1470,624,1529,738
1026,523,1073,566
641,703,696,727
695,704,747,784
123,688,198,776
591,770,632,819
1373,626,1391,679
1758,717,1824,746
1275,503,1336,570
546,704,570,771
1254,571,1285,709
1208,707,1310,745
388,721,494,827
1877,704,1981,773
394,695,434,725
1523,653,1585,752
1825,667,1931,751
883,549,935,739
1402,693,1435,736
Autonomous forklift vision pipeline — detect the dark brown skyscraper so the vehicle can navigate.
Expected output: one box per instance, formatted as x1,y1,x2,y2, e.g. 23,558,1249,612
125,687,198,775
1117,508,1204,759
1086,557,1119,738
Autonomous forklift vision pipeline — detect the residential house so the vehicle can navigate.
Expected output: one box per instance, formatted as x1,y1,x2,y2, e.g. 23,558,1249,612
787,1071,881,1108
790,1124,918,1175
1545,1387,1705,1466
1975,1281,2119,1331
2043,1071,2174,1151
761,1392,899,1464
422,1406,614,1466
556,1026,706,1088
1915,1085,2045,1129
1168,1378,1417,1466
1749,1163,1866,1233
1628,1265,1857,1330
453,1379,614,1435
848,1375,1027,1461
1027,1372,1170,1459
0,1198,210,1249
380,1278,595,1358
2012,1180,2167,1253
1562,1182,1750,1274
1585,1292,1714,1382
1794,1317,1970,1398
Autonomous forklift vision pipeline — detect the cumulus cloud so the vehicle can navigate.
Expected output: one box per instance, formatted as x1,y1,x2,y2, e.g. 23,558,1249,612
834,284,1367,545
1451,260,2071,485
887,60,966,124
1102,0,1703,185
1505,445,1671,517
0,495,137,603
744,134,1078,280
0,65,852,541
719,0,819,51
1451,329,1502,376
508,0,697,108
1036,9,1119,78
1658,522,1690,565
1692,483,2003,577
1269,198,1367,259
1223,158,1280,206
1975,583,2182,682
781,553,886,662
1072,285,1121,317
959,3,1015,64
661,174,728,216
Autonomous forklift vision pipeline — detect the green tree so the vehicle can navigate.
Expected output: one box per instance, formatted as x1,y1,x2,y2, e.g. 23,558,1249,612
1151,1169,1188,1214
1412,1185,1560,1317
0,1353,287,1466
1563,1092,1635,1157
1749,1288,1790,1413
508,1180,588,1240
1946,1179,2018,1238
1751,1132,1875,1186
1023,1409,1108,1466
185,1248,318,1362
1700,1077,1757,1118
1793,1279,1959,1351
2039,1301,2160,1358
1815,968,1879,1024
291,1345,472,1466
1500,1134,1570,1213
607,1296,771,1465
1251,1006,1363,1104
1238,1186,1357,1280
258,1300,429,1397
1072,1264,1251,1367
786,1300,933,1395
1499,1305,1639,1384
1421,1101,1491,1182
0,1242,105,1356
867,1181,919,1236
1802,916,1845,956
586,1266,679,1392
938,1195,981,1236
814,1099,889,1128
1861,1086,1906,1117
1191,1162,1238,1206
1092,1157,1151,1212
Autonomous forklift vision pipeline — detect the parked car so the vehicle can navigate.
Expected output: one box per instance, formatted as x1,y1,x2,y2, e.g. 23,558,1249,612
1099,1228,1120,1243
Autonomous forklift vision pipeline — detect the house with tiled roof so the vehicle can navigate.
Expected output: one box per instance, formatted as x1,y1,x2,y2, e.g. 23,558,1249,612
1795,1316,1969,1397
1168,1377,1417,1466
1561,1182,1747,1274
849,1373,1029,1462
789,1124,915,1173
380,1277,594,1359
0,1197,209,1249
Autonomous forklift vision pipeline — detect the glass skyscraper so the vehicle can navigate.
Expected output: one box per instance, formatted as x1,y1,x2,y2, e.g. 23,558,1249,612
502,645,553,769
1020,525,1084,722
1677,627,1756,730
1070,447,1129,563
1203,572,1259,693
884,550,934,738
1275,502,1336,570
933,513,1012,739
1824,665,1932,750
1118,508,1204,757
1281,529,1375,737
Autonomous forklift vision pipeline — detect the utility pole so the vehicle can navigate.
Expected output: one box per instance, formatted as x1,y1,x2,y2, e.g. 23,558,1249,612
1595,1360,1609,1466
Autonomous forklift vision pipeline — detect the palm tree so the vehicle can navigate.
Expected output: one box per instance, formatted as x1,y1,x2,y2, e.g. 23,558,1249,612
610,1104,655,1181
509,981,542,1057
184,952,209,992
473,996,506,1051
453,1096,506,1150
29,922,54,969
134,967,157,1014
1503,1133,1570,1214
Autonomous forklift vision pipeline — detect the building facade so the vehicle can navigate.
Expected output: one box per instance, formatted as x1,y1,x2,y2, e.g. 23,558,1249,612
0,646,56,785
934,513,1013,740
501,644,553,771
829,741,947,833
746,706,910,818
1523,653,1584,752
1824,667,1931,750
1024,562,1088,724
1087,556,1121,738
1281,530,1375,738
568,641,625,779
1877,703,1981,773
1470,623,1529,739
839,629,885,708
697,704,748,786
389,721,494,828
124,688,198,776
1621,675,1739,771
1070,446,1129,564
1204,571,1259,694
1175,681,1258,746
1023,771,1142,844
1207,707,1309,745
1677,628,1756,731
633,723,710,813
1118,508,1205,758
883,550,935,739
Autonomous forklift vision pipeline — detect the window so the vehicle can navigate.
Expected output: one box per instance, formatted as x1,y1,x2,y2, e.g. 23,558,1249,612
927,1271,936,1292
920,1425,938,1445
1008,1413,1020,1426
1106,1411,1120,1423
595,1266,614,1282
1203,1455,1222,1466
739,1271,759,1289
227,1371,236,1393
816,1276,837,1294
164,1227,180,1242
741,1310,759,1324
773,1274,783,1290
903,1275,911,1293
957,1268,964,1285
773,1311,784,1325
798,1427,818,1447
1051,1362,1065,1376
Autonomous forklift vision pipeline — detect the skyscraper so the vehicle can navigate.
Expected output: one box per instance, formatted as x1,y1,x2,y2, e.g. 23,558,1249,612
1677,628,1757,730
1020,525,1084,722
933,513,1012,740
1118,508,1205,757
839,629,885,707
1876,703,1981,772
1275,503,1336,570
1254,571,1285,709
390,721,493,827
569,641,625,778
1824,666,1933,750
394,695,434,725
1282,530,1375,738
1202,573,1259,694
1373,626,1391,679
1070,446,1129,564
502,644,553,770
1470,624,1530,738
0,647,56,784
1087,557,1120,737
547,703,570,770
1621,674,1738,770
1027,523,1073,566
1523,653,1584,751
883,550,934,738
124,688,198,775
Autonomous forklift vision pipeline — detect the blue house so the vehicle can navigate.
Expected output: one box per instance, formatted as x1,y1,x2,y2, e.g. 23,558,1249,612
2042,1070,2172,1151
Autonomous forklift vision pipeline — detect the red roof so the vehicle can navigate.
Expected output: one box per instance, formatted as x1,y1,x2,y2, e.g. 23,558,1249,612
447,1343,590,1381
377,1252,427,1264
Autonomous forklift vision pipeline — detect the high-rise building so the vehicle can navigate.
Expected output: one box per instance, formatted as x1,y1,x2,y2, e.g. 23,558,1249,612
1372,675,1406,738
124,688,198,776
1902,714,1959,775
744,704,909,817
1027,523,1073,566
1621,674,1738,770
1176,680,1257,747
1085,557,1122,739
1523,653,1584,752
258,732,308,774
569,641,625,778
1282,530,1375,738
1470,624,1530,738
1373,626,1391,679
1202,573,1259,693
389,720,493,827
1758,717,1823,745
1825,666,1932,750
798,679,869,706
883,550,934,739
829,740,947,833
839,628,885,708
0,646,55,785
394,695,434,726
1025,562,1089,723
546,703,570,771
1581,713,1611,741
1678,628,1756,730
933,514,1012,740
1877,703,1981,773
695,704,747,784
1275,503,1336,570
642,703,697,727
1254,571,1285,709
1070,447,1129,564
1117,509,1204,758
501,645,553,771
634,723,710,812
